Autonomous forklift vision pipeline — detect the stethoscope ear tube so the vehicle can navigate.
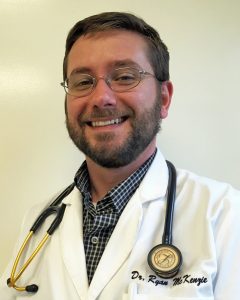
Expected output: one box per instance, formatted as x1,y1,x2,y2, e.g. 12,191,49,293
147,160,182,279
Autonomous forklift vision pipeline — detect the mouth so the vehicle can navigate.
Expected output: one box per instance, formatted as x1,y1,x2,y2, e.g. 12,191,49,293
86,117,127,127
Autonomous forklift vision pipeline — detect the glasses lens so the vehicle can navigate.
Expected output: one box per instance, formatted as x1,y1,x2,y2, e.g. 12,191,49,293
67,74,94,97
110,68,141,91
64,68,143,97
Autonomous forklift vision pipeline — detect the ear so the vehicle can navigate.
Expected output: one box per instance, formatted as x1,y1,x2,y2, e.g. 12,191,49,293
160,81,173,119
64,95,67,116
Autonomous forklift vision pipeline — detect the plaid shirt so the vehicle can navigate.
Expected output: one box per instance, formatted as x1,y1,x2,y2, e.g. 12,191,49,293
74,150,156,283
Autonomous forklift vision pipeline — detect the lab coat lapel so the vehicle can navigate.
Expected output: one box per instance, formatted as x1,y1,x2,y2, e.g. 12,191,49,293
60,188,89,299
88,193,143,299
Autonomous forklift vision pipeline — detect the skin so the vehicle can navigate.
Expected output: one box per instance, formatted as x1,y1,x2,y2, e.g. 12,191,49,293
66,30,173,202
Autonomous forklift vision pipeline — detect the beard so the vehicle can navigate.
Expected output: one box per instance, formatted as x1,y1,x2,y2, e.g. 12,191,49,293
66,97,162,168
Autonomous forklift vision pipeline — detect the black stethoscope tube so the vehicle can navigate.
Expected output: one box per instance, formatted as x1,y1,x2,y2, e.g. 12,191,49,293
49,182,75,207
30,183,75,234
163,160,176,245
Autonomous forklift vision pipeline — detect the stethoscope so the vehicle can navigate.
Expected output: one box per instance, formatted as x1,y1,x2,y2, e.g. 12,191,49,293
7,160,182,293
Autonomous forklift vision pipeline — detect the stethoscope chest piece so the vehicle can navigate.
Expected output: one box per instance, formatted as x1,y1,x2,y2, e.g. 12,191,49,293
147,244,182,279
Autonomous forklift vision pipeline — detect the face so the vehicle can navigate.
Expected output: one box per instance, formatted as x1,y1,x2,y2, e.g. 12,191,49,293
65,30,172,168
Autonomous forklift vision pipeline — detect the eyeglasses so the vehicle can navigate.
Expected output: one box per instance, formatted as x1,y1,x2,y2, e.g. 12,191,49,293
60,67,158,98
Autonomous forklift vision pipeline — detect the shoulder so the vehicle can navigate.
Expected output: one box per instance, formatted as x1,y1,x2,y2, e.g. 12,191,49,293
177,167,239,197
176,168,240,218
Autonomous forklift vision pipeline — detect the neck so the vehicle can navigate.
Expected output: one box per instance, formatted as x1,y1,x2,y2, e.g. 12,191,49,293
86,142,156,203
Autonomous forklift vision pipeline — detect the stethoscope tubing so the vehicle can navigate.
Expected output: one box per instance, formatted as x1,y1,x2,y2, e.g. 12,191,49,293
163,160,177,245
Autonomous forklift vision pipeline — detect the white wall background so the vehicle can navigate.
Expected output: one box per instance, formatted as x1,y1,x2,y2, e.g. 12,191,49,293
0,0,239,274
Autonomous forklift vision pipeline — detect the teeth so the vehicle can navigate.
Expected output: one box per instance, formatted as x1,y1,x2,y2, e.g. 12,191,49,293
91,118,123,127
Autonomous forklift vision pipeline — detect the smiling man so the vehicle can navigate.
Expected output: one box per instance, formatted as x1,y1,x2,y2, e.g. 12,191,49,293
64,28,172,202
1,11,240,300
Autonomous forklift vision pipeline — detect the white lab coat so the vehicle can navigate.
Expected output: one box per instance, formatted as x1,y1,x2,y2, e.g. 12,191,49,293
1,150,240,300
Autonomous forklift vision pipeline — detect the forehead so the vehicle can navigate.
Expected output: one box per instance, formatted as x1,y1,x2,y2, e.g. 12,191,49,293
67,29,152,75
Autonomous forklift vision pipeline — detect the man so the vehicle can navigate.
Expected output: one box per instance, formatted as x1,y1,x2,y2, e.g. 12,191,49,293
1,11,240,300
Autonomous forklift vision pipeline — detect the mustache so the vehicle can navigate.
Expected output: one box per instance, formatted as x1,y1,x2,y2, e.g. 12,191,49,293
78,107,134,123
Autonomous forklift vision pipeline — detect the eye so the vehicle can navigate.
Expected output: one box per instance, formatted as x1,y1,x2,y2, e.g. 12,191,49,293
69,76,94,91
112,70,138,85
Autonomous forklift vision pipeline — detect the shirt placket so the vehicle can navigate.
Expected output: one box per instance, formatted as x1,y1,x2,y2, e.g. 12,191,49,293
84,198,118,283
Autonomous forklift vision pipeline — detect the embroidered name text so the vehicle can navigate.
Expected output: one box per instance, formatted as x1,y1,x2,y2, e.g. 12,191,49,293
173,274,208,287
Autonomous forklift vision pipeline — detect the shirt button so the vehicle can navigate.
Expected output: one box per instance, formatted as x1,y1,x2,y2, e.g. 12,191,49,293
91,236,99,244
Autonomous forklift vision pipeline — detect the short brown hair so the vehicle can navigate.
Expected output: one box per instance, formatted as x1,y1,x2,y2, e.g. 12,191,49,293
63,12,170,82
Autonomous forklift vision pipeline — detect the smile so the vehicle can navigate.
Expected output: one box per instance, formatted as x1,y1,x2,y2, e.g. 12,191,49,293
90,117,125,127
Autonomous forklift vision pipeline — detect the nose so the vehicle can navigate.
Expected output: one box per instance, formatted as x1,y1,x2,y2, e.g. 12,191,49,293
89,77,117,108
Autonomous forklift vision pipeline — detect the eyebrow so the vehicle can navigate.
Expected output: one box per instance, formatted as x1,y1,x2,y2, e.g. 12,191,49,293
112,59,141,69
69,67,92,76
69,60,142,77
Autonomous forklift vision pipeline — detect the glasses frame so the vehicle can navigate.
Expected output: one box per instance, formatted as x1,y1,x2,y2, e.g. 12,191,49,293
60,67,160,98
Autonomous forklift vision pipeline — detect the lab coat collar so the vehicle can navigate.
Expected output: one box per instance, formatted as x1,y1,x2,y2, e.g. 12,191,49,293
137,148,169,204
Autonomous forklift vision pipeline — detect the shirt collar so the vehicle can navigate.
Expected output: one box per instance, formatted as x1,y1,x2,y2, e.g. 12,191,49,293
74,149,157,214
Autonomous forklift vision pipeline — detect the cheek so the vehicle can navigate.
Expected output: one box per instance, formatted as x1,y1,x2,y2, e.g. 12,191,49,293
129,84,158,111
66,98,85,121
